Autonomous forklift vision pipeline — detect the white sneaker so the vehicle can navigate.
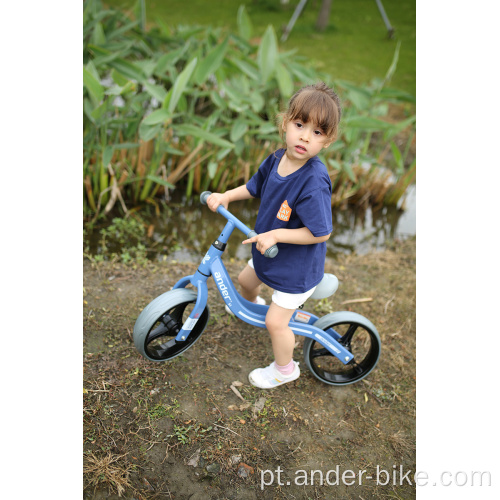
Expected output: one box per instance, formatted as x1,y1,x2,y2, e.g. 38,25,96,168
248,361,300,389
225,296,265,316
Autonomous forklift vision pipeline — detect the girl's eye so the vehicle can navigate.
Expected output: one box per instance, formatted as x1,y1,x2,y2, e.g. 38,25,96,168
294,122,303,128
314,130,322,136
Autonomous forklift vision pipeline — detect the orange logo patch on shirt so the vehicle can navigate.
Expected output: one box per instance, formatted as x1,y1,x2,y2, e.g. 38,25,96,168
276,200,292,221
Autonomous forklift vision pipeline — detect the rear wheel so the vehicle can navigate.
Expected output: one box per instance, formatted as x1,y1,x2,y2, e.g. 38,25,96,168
133,289,209,362
303,313,380,385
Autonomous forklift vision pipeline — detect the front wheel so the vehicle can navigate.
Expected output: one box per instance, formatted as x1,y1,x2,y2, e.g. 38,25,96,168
133,289,209,362
303,312,381,385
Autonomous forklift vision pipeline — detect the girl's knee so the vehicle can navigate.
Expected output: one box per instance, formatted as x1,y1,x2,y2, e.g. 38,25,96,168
238,265,260,291
265,310,291,334
237,272,248,290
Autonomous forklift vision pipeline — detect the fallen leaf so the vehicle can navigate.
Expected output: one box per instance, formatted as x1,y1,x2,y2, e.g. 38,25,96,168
237,462,254,477
187,448,201,467
232,381,243,387
252,397,267,419
143,477,154,491
230,385,245,401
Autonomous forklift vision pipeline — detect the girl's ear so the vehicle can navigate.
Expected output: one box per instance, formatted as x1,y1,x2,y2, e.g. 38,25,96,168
323,132,337,149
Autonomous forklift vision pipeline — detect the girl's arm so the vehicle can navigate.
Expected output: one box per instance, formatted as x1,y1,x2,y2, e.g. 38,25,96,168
242,227,331,254
207,185,254,212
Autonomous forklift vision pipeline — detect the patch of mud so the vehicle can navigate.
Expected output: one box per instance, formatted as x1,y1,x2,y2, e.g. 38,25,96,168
84,238,416,499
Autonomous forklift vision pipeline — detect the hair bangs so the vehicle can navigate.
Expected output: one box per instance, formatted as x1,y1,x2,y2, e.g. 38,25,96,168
288,89,339,138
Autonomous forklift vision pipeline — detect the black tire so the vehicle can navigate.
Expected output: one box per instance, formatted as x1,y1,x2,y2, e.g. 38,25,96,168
133,289,209,362
303,312,381,385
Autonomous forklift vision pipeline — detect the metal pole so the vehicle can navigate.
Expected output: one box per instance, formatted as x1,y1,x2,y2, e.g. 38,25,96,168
374,0,395,38
281,0,309,42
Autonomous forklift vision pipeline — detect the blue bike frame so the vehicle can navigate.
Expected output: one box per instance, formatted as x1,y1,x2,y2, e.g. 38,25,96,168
171,205,354,365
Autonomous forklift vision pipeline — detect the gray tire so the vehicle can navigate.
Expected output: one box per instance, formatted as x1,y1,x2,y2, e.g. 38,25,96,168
303,311,381,385
133,289,209,362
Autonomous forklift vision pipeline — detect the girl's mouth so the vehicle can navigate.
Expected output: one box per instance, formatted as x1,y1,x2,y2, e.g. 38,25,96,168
295,145,307,154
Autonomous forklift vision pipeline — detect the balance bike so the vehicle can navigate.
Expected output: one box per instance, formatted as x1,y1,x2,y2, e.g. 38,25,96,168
133,192,381,385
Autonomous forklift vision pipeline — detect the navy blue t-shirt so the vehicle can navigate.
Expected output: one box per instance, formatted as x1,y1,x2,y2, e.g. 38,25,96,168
246,149,333,293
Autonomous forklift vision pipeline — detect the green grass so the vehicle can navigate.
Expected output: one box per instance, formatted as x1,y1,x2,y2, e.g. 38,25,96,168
104,0,415,95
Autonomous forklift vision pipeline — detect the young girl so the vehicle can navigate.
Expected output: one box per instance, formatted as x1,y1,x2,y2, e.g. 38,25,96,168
207,82,341,389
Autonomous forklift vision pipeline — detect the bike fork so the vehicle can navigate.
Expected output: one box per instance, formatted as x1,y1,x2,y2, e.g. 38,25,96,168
173,276,209,342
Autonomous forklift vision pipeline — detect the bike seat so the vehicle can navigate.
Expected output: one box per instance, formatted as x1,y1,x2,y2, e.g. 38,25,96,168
309,273,339,299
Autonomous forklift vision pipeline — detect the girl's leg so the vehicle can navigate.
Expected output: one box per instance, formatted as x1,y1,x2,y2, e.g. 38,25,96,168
249,288,315,388
238,264,262,303
248,302,299,388
265,302,296,366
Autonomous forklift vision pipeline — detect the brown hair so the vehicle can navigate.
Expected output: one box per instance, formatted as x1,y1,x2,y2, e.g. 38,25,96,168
279,82,342,142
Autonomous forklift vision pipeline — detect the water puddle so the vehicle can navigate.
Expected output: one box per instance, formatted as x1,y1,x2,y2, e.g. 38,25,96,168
331,183,416,255
85,185,415,262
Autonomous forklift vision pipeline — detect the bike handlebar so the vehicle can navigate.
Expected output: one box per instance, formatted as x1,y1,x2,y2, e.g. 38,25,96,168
199,191,212,205
200,191,278,258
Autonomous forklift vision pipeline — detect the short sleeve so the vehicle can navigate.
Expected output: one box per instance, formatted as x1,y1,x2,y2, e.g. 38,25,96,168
246,153,276,198
295,184,333,237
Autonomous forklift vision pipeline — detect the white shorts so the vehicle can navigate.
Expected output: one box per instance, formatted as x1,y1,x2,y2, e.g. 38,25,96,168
247,258,317,310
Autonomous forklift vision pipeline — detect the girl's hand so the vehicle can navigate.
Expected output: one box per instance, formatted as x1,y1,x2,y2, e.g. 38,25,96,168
207,192,229,212
242,231,278,255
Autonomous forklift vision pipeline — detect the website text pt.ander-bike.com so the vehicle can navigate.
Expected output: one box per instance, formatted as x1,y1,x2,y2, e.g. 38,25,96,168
260,466,493,490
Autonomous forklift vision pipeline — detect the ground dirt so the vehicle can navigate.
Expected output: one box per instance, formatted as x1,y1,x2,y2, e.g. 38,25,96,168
83,238,416,499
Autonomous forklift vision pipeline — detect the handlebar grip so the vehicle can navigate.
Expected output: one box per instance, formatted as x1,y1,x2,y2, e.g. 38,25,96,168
200,191,212,205
247,230,278,258
264,245,279,258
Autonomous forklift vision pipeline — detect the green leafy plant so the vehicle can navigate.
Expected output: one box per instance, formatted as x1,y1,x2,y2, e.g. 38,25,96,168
91,216,148,264
83,0,415,221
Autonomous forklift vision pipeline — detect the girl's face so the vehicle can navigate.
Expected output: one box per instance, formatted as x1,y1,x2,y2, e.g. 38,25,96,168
282,118,332,165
